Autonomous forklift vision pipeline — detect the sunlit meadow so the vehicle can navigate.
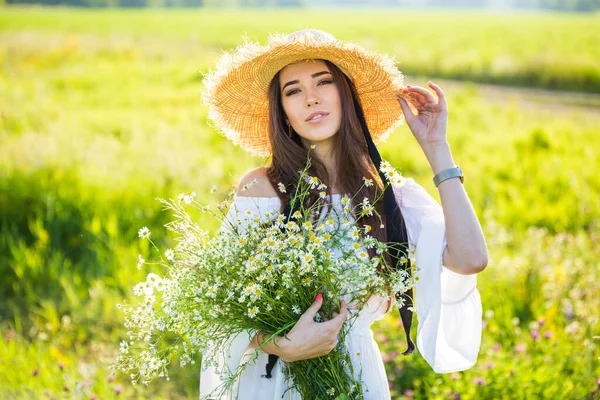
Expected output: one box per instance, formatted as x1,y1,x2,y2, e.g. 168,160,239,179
0,7,599,400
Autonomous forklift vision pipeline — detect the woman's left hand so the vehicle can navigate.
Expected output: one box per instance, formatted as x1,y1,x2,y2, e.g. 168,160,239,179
396,81,448,150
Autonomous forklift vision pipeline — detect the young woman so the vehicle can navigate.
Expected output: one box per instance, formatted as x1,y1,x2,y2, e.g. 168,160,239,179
200,29,487,400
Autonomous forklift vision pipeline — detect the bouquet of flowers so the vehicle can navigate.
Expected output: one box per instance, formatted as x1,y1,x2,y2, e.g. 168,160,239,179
113,154,416,400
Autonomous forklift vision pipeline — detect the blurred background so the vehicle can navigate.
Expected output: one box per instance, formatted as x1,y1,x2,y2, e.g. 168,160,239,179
1,1,599,399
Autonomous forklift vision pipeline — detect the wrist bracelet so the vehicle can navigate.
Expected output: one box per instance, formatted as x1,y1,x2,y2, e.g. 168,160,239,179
433,165,464,187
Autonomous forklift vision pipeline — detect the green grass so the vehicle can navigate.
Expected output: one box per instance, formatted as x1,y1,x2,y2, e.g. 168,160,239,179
0,8,599,400
1,8,600,91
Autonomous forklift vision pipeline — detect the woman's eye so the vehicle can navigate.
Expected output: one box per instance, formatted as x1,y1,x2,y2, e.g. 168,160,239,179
285,80,332,96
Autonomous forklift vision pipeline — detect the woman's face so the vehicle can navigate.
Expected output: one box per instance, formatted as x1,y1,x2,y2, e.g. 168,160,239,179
279,59,342,148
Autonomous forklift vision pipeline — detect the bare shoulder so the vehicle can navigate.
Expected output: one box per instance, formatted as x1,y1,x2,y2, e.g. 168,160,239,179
236,167,278,198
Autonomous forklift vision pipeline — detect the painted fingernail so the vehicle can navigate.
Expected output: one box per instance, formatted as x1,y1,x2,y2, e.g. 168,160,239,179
315,293,322,302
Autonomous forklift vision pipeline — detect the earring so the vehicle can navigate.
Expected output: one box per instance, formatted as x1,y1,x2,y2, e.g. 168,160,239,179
288,124,293,138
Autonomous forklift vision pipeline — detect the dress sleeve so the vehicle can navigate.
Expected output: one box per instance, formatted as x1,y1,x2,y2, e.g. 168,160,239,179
199,195,280,399
393,178,483,373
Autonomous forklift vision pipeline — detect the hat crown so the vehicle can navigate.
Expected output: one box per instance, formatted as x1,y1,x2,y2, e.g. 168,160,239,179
284,29,336,44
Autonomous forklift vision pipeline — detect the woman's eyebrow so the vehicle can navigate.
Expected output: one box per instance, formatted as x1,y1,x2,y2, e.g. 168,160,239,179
281,71,332,91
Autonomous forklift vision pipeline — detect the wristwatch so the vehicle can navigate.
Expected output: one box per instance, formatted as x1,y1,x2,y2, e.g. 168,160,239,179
433,165,464,187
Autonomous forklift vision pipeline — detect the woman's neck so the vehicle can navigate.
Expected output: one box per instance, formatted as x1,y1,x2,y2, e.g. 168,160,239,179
303,137,338,188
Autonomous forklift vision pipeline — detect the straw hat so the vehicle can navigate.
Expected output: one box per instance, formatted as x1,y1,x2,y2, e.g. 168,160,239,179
202,29,410,157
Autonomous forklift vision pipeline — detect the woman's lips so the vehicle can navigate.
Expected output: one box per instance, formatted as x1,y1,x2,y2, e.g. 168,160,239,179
306,113,329,124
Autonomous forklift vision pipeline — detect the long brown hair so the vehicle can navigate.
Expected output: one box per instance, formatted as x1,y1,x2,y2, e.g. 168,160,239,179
266,59,406,312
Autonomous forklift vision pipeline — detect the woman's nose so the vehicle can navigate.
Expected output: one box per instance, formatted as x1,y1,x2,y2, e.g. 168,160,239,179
305,88,321,107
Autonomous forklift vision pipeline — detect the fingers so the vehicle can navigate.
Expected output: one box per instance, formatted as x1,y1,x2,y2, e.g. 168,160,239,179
404,84,436,103
332,299,348,326
428,81,445,101
302,293,323,320
428,81,447,109
396,95,416,124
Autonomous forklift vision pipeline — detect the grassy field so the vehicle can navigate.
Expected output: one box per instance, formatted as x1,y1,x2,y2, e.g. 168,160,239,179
0,7,599,400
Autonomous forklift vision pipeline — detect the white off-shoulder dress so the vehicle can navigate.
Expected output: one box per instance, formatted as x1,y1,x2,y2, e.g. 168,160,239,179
199,178,482,400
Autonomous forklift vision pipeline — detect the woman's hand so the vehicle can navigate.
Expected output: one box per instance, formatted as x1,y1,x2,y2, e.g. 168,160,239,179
277,294,348,363
396,81,449,150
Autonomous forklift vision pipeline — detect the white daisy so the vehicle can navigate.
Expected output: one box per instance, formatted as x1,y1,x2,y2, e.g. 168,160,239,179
247,306,259,318
164,249,175,262
136,254,145,270
138,226,151,239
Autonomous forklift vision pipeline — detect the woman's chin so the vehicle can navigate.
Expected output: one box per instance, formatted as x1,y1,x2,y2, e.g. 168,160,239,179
300,128,339,144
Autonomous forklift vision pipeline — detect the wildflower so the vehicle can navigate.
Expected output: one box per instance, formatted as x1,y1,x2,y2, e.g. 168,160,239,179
363,224,372,233
543,331,553,339
292,210,302,219
566,321,579,335
115,385,123,394
292,305,301,314
286,221,300,232
178,191,197,204
530,329,540,340
473,377,486,386
136,255,145,270
301,277,312,286
240,179,258,192
362,177,373,187
304,175,320,189
237,295,246,304
528,321,539,330
318,183,327,190
492,343,501,352
514,343,526,353
349,228,361,240
138,226,151,239
164,249,175,262
319,191,327,199
380,160,391,173
247,307,259,318
357,251,368,259
310,144,316,149
327,387,335,396
277,182,287,193
206,285,218,298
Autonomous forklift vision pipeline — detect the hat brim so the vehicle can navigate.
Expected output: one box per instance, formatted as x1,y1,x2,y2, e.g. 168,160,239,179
203,32,409,157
